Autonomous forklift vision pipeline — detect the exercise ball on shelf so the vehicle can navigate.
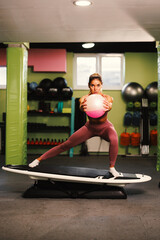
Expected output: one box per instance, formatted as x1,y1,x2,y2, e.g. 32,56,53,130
35,87,45,98
39,78,52,91
28,82,36,99
145,82,158,102
61,87,73,99
48,88,58,98
29,81,38,90
86,94,105,118
52,77,67,89
27,82,32,93
122,82,144,102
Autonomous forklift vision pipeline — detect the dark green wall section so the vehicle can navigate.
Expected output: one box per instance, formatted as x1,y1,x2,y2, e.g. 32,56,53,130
6,46,28,165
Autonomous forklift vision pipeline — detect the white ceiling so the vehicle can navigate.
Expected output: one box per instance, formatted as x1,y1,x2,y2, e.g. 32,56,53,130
0,0,160,43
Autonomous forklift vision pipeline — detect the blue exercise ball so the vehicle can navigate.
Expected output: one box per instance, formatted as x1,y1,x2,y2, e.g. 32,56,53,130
29,81,38,90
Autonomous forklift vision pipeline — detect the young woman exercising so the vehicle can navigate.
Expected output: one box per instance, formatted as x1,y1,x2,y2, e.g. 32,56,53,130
29,73,119,177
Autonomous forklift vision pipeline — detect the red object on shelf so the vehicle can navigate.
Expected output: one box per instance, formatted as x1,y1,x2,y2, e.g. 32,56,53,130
39,138,43,145
150,129,157,146
120,131,130,146
35,138,39,145
51,139,55,146
43,139,47,145
131,132,141,146
47,138,51,145
27,138,30,145
54,139,58,146
30,138,35,145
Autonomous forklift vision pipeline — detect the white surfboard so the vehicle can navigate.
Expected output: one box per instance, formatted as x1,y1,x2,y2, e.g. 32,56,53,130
2,165,151,187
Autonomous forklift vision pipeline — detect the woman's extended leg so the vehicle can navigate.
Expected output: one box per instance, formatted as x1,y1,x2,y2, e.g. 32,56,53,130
40,125,94,160
29,124,94,167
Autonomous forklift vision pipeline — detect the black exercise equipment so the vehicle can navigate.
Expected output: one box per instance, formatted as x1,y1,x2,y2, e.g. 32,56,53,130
124,112,132,126
52,77,67,89
141,98,149,155
35,87,45,99
48,88,58,98
39,78,52,91
122,82,144,102
145,81,158,102
60,87,73,99
132,111,141,127
23,180,127,199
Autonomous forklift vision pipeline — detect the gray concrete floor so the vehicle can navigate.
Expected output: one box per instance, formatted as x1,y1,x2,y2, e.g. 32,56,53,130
0,154,160,240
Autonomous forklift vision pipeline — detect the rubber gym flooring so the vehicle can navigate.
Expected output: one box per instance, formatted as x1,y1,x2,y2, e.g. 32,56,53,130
0,154,159,240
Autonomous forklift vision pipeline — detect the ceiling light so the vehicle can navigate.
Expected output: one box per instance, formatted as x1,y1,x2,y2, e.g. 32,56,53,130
82,42,95,49
73,1,92,7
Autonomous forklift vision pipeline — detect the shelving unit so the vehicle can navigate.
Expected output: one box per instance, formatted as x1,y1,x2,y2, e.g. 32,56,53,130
27,97,75,157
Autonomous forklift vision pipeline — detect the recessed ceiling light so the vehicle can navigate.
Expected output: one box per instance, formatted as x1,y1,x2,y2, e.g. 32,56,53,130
82,42,95,49
73,1,92,7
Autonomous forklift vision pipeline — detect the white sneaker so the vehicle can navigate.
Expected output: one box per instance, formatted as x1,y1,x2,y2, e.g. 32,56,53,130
109,167,119,177
29,159,40,168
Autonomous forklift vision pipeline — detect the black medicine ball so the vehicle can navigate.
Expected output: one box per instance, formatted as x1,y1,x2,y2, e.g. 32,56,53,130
61,87,73,99
52,77,67,89
39,78,52,91
48,88,58,98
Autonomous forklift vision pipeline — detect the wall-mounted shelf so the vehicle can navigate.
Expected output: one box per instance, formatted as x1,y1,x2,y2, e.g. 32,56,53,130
28,126,70,133
27,97,75,157
28,111,71,117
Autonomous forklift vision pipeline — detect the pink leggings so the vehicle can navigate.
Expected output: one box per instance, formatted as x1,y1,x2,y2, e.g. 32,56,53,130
40,120,118,167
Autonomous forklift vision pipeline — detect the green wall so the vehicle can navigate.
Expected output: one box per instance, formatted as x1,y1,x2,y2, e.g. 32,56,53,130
0,89,6,121
0,51,158,156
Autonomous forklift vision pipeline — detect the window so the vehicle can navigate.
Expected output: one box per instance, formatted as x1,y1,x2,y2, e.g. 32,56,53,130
73,53,124,90
0,67,7,89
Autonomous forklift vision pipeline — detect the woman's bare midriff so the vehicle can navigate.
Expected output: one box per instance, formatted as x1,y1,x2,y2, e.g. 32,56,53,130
88,112,108,124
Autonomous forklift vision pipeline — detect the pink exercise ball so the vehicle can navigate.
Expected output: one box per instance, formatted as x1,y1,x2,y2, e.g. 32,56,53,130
86,94,105,118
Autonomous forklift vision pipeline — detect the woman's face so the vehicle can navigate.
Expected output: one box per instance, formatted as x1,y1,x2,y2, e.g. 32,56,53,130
89,79,102,94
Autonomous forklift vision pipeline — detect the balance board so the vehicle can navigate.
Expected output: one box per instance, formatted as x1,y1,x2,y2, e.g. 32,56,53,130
2,165,151,187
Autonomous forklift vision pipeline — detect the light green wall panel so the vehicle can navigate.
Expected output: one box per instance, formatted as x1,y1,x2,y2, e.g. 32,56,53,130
6,47,28,165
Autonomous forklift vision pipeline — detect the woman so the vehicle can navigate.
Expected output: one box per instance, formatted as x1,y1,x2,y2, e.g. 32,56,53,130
29,73,119,177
